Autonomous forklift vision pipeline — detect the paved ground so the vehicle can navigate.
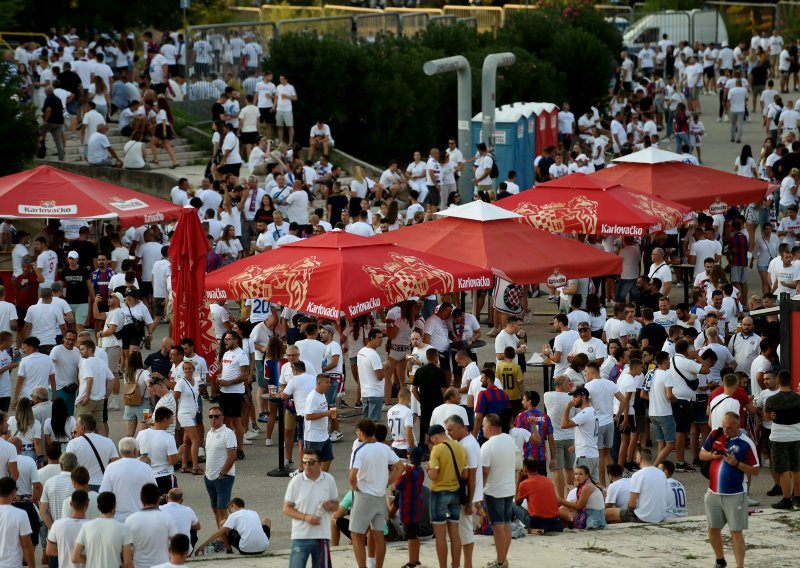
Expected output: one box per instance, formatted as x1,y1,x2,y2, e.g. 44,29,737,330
97,90,795,565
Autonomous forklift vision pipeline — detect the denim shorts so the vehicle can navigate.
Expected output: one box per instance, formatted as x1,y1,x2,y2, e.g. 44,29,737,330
430,489,461,524
204,474,235,510
325,377,341,406
484,495,513,524
361,396,382,422
255,359,267,388
650,414,676,443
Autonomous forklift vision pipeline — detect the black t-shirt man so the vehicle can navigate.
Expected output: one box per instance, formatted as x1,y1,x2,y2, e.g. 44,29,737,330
61,265,92,304
412,363,447,408
326,192,348,226
67,239,98,272
56,70,81,97
42,94,64,125
640,322,668,351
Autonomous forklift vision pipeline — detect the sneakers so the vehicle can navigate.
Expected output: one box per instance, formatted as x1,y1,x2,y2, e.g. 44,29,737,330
284,459,294,469
793,497,800,510
244,429,260,440
714,559,727,568
767,485,782,496
265,439,274,447
692,457,702,467
198,447,205,458
339,399,350,407
354,401,363,408
772,497,793,509
487,328,500,337
257,412,269,423
329,431,343,442
243,438,253,445
108,395,120,411
289,468,301,478
747,495,760,507
675,462,696,473
382,403,392,411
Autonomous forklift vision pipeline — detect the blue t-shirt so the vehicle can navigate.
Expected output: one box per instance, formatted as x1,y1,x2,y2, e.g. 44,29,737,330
703,431,758,495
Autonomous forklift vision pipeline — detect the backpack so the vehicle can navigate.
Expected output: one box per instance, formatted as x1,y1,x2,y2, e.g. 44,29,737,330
124,369,144,406
772,105,782,128
489,155,499,179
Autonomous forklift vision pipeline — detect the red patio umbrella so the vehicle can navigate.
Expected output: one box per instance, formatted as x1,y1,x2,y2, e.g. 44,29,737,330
204,230,493,318
0,165,183,226
496,172,691,236
374,201,622,284
169,208,217,373
590,148,769,210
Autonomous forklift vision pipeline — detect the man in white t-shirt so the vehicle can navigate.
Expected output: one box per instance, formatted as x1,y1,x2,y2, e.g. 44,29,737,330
472,143,494,195
387,389,415,453
0,476,35,567
125,482,178,567
254,72,276,139
606,447,669,523
98,437,156,521
480,413,518,568
302,374,337,471
159,489,201,555
561,386,600,482
308,120,334,160
218,333,249,456
688,228,722,275
275,74,297,146
727,79,748,143
545,314,579,379
357,328,385,422
647,247,673,296
15,336,57,406
86,124,122,167
33,237,58,289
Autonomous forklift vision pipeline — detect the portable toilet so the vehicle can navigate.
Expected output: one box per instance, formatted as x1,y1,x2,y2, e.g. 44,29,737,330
529,102,559,156
471,102,536,190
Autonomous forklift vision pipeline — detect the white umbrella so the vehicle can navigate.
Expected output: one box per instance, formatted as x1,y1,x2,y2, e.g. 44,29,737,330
436,200,522,221
612,146,683,164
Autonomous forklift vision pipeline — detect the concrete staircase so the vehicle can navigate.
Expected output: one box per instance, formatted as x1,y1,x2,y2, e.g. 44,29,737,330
38,127,208,169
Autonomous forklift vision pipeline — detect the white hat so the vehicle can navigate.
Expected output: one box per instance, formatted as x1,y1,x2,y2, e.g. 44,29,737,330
576,154,589,162
67,251,79,260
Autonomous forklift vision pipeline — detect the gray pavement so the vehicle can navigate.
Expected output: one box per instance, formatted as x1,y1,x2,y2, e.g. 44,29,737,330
99,90,787,562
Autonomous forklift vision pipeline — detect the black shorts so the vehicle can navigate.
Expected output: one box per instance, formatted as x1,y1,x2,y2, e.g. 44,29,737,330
437,351,451,372
120,125,133,137
152,83,168,95
139,281,153,299
404,522,420,539
664,234,679,250
154,125,174,141
102,397,109,423
259,108,275,124
168,64,179,78
672,399,693,434
239,131,258,145
217,163,242,177
15,306,28,322
617,414,637,435
156,474,175,495
218,392,244,418
229,525,271,554
635,412,648,434
424,187,441,207
704,67,715,79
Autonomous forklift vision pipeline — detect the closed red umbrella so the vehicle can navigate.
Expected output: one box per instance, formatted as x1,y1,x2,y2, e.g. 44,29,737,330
590,148,769,210
204,230,492,318
169,208,216,372
496,172,691,236
374,201,622,283
0,165,183,226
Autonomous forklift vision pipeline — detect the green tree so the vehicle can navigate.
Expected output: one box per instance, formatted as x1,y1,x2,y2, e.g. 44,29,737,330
0,76,39,176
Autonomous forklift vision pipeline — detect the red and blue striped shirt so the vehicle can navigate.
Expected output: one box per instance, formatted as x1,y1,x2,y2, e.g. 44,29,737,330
475,384,510,417
395,465,424,524
704,430,758,495
515,408,553,461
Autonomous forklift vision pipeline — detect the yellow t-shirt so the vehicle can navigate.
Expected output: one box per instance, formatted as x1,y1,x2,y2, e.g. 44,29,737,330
497,360,523,401
429,439,467,492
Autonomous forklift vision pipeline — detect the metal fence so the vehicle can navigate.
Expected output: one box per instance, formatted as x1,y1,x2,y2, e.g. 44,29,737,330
275,15,355,41
706,1,779,45
399,13,429,37
442,6,503,33
354,12,401,41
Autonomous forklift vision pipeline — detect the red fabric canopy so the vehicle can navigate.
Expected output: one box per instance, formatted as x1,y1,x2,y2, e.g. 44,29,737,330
497,173,690,236
169,208,217,375
0,165,183,227
205,230,492,318
374,215,622,284
590,161,770,210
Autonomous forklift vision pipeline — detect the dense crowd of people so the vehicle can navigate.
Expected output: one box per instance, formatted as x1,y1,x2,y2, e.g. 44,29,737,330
2,22,800,568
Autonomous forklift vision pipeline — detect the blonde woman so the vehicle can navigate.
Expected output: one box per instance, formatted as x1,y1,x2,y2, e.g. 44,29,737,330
151,95,179,168
8,398,42,461
174,359,202,475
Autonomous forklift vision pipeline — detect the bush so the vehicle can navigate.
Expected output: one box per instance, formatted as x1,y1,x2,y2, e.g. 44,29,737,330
0,76,39,176
265,5,618,165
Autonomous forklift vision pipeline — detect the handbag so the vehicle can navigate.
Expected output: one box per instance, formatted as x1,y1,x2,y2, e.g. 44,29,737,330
124,369,144,406
443,441,469,506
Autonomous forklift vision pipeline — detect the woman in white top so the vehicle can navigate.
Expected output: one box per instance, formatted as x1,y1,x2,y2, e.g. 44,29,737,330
123,351,150,437
43,397,76,453
753,222,780,295
384,300,419,401
151,95,179,168
733,144,757,178
439,152,457,206
8,397,42,461
215,225,243,265
585,293,607,339
88,76,111,119
558,465,606,530
342,314,371,407
174,359,202,475
232,321,257,437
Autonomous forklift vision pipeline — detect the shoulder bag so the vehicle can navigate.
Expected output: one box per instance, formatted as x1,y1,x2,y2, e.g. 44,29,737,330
124,369,144,406
82,434,106,474
443,441,469,506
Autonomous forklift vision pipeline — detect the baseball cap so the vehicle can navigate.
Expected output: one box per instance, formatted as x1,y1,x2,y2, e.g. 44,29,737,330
321,324,335,335
569,386,591,398
67,251,79,260
125,288,139,299
790,168,800,176
576,154,589,162
112,292,124,303
427,424,446,438
408,446,424,466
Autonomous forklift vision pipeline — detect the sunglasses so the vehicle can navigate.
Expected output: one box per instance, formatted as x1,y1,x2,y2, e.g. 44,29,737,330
208,414,222,419
578,328,590,332
301,459,318,465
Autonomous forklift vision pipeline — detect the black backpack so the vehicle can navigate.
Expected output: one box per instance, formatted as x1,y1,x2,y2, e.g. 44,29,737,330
489,154,499,179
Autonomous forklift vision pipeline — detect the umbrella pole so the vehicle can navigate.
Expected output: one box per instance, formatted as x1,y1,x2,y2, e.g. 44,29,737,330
267,396,290,477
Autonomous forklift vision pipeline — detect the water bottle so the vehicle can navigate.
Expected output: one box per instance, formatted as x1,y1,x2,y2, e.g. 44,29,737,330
205,543,214,556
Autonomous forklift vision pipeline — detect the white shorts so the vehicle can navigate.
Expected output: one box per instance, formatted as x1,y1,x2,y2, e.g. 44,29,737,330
459,506,475,544
178,414,197,428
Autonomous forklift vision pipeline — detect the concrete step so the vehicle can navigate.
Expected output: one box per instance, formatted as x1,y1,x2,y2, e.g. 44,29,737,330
37,152,207,168
49,144,197,158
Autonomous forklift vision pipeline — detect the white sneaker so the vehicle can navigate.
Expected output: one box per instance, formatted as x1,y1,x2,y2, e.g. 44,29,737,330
329,431,343,442
265,439,274,447
244,429,260,440
198,447,205,458
243,438,253,445
108,395,120,410
289,468,301,477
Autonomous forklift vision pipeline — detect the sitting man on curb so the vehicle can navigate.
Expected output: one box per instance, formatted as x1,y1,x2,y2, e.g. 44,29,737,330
605,447,669,524
513,458,563,533
195,497,270,555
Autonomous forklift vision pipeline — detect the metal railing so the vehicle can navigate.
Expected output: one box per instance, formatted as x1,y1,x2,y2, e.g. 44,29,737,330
275,15,355,42
260,4,323,22
0,32,48,51
354,12,401,41
442,6,503,33
399,13,429,37
228,7,261,23
706,1,779,44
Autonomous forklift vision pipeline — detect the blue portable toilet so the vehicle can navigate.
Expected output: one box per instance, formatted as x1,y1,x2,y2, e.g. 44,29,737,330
471,102,536,190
